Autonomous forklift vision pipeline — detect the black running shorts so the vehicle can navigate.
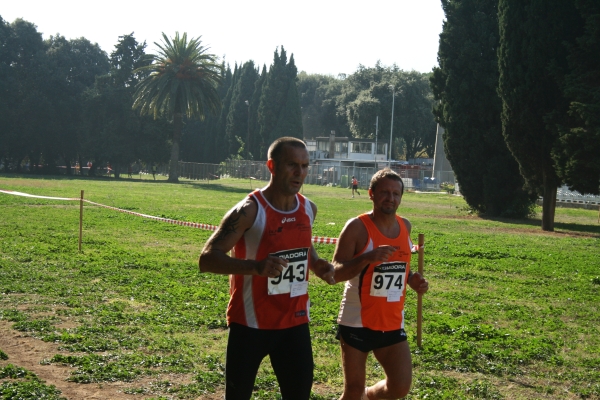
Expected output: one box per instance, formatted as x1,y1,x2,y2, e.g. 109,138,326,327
336,324,407,353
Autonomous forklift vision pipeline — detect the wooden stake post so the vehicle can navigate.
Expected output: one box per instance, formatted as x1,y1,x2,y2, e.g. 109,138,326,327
417,233,424,348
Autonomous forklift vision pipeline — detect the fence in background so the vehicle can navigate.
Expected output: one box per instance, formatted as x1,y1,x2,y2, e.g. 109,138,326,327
44,160,600,204
556,185,600,206
172,160,455,192
43,160,453,191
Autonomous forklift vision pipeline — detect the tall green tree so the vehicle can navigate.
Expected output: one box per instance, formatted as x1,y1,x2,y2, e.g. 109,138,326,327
133,32,222,182
81,33,157,176
215,63,239,160
498,0,583,230
248,65,266,158
430,0,536,217
297,72,337,138
551,0,600,195
7,18,52,173
110,32,148,88
390,73,436,160
257,47,303,158
341,65,436,160
273,54,303,140
226,61,259,158
0,16,17,166
45,35,109,174
318,76,350,138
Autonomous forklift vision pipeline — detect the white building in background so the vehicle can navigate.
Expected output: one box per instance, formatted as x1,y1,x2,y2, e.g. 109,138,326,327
303,131,437,189
305,131,388,166
304,131,390,187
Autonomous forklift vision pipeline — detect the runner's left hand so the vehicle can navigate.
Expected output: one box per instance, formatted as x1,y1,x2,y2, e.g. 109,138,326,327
313,259,336,285
409,272,429,294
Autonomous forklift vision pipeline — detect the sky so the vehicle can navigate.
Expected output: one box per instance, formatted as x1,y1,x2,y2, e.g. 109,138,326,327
1,0,446,76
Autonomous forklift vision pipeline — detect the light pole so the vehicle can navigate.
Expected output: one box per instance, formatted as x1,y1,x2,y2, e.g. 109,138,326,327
374,116,379,162
388,85,395,167
245,100,250,159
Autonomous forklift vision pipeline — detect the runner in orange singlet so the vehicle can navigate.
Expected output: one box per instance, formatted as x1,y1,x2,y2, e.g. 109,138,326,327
200,137,335,400
332,168,429,400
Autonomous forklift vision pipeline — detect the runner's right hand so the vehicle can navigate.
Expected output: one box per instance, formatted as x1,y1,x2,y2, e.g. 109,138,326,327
256,256,287,277
366,245,396,263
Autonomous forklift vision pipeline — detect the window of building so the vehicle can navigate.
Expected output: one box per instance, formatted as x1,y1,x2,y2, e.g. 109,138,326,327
350,142,373,154
317,141,329,151
335,142,348,154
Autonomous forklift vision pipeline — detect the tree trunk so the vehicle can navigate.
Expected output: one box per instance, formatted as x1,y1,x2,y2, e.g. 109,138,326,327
541,179,557,232
64,157,72,176
31,153,41,174
16,157,24,173
168,113,182,183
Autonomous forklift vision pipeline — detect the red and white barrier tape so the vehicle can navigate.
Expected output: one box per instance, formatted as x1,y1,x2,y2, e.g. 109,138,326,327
83,200,220,231
0,189,79,201
312,236,338,245
0,189,424,249
0,189,340,244
411,244,423,253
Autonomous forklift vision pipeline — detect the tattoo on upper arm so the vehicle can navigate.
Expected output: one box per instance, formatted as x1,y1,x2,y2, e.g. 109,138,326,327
213,206,247,244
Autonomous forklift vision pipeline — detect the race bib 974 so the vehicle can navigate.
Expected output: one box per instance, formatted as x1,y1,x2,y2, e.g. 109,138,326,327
370,262,407,302
268,248,309,296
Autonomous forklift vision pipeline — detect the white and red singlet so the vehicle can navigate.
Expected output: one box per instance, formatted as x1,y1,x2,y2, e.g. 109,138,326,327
227,189,314,329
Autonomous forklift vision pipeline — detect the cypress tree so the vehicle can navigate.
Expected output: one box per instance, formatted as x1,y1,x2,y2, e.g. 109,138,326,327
551,0,600,195
225,60,259,158
249,65,266,159
430,0,536,217
498,0,583,230
273,54,303,139
213,63,236,162
258,46,291,158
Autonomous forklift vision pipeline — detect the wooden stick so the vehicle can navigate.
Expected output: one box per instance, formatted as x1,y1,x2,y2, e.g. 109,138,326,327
79,190,84,252
417,233,424,348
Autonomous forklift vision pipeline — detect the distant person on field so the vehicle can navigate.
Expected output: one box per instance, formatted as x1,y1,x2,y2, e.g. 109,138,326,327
332,168,428,400
152,164,157,180
200,136,335,399
351,176,360,198
128,165,133,178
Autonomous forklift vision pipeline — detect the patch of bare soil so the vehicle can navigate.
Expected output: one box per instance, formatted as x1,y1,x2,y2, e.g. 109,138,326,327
440,370,583,400
0,320,224,399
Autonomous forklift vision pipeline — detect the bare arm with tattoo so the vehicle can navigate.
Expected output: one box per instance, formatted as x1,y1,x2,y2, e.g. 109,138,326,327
199,198,288,277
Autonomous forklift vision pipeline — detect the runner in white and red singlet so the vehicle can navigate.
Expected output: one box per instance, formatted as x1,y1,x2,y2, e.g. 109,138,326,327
200,137,335,400
332,168,429,400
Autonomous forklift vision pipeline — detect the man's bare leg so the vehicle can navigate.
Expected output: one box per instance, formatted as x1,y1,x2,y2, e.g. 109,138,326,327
339,337,369,400
365,341,412,399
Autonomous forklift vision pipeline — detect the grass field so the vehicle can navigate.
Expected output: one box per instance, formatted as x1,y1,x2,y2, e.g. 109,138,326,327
0,173,599,400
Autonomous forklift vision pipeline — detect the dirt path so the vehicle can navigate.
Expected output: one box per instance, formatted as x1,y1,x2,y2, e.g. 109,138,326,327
0,321,225,399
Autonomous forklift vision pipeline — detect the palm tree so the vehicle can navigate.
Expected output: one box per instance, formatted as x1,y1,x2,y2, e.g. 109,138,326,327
133,32,222,182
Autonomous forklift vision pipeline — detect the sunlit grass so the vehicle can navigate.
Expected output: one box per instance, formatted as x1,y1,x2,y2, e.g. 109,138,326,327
0,173,599,399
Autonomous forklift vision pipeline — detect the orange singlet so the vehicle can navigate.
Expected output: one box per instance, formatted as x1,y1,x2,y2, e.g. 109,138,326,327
227,189,314,330
337,213,412,331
